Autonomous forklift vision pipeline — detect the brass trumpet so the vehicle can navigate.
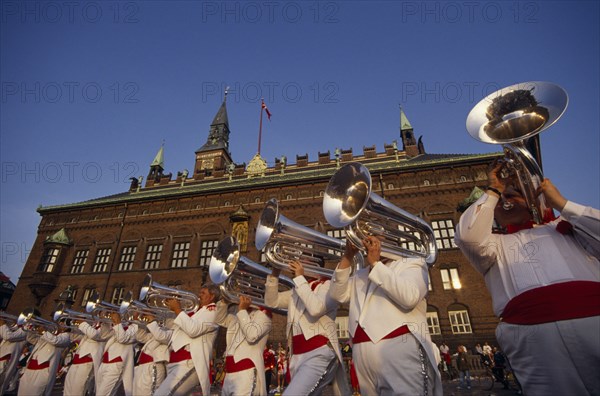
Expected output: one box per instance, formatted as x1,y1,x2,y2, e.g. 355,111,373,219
53,303,110,330
120,290,174,325
17,308,58,334
85,291,121,323
139,274,199,314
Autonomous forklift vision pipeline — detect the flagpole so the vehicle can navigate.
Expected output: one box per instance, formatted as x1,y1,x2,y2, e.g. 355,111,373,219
258,99,264,155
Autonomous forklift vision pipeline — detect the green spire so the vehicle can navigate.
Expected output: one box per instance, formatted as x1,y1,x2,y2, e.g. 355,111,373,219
400,106,413,131
151,143,164,168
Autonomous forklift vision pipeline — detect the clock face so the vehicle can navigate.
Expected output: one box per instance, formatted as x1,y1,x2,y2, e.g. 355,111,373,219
202,158,214,169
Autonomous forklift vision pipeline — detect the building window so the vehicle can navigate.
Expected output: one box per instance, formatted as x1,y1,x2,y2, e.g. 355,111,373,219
426,309,442,335
70,288,78,303
448,307,473,334
199,240,219,267
431,219,457,249
70,249,89,274
335,316,349,339
81,287,96,307
285,194,293,200
92,248,112,272
387,183,394,190
171,242,190,268
118,246,137,271
440,268,462,290
396,225,419,251
144,244,163,269
326,229,346,256
111,287,125,305
38,247,60,272
224,201,231,206
459,175,467,182
428,270,433,291
254,197,261,203
423,179,430,186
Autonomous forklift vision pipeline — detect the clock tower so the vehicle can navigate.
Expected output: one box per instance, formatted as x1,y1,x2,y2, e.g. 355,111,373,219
193,96,234,178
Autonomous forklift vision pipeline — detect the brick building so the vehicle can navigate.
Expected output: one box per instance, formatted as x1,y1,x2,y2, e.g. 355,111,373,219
8,98,501,351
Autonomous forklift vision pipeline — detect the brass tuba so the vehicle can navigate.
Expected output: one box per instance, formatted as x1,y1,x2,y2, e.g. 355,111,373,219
323,162,438,266
53,303,109,331
85,291,122,322
209,236,293,315
139,274,199,314
466,81,568,224
120,290,174,325
256,198,362,278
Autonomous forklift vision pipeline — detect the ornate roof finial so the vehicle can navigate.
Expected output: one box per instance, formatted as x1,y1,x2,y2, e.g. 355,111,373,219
224,86,230,102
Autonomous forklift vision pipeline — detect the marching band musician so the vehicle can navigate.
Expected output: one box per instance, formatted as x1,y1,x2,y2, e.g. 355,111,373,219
94,313,138,396
0,317,27,395
132,319,169,396
215,295,272,396
148,284,219,396
264,261,351,396
63,320,113,395
17,321,71,396
329,236,442,396
455,165,600,395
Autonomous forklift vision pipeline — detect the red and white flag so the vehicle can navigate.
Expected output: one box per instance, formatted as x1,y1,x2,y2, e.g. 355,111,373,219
261,100,272,121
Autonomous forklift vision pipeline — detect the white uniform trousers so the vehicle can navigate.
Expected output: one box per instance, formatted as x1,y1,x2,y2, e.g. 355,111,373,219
222,367,259,396
153,359,199,396
1,355,21,394
497,315,600,396
96,361,125,396
133,361,166,396
353,333,436,396
63,361,94,396
284,344,338,396
17,367,51,396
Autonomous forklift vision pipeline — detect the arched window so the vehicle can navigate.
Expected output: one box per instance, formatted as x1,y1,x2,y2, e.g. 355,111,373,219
423,179,430,186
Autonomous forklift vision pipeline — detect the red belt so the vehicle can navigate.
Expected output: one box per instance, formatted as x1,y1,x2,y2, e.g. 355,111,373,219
72,354,93,365
352,324,410,344
502,281,600,325
225,356,255,373
169,348,192,363
292,334,329,354
26,358,50,370
102,352,123,364
138,351,154,365
0,354,10,362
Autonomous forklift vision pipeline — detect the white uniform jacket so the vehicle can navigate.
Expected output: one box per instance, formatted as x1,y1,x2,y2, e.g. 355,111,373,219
78,322,113,378
329,259,442,392
135,326,169,363
102,323,138,395
27,331,71,396
264,275,349,394
0,324,26,361
215,301,272,395
147,303,218,396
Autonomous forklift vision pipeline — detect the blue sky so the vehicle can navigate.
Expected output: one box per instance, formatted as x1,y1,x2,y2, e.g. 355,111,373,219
1,0,599,284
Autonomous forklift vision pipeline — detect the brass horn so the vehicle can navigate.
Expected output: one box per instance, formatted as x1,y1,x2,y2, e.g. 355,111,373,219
466,81,568,224
209,236,293,315
17,308,58,333
139,274,199,314
53,303,109,330
120,291,174,325
256,199,362,278
85,291,122,322
324,162,438,266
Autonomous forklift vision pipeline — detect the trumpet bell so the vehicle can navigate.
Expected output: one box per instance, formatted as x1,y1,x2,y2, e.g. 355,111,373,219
466,81,568,144
17,307,58,333
139,274,199,313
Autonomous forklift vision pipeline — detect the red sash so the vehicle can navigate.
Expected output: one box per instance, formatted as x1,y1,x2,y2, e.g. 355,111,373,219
26,358,50,370
501,281,600,325
138,351,154,365
292,334,328,354
72,353,93,365
225,355,255,373
102,352,123,364
0,354,10,362
352,324,410,344
169,347,192,363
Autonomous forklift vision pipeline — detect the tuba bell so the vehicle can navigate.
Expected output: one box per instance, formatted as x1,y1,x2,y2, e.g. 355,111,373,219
256,198,362,278
466,81,568,224
139,274,199,314
323,162,438,266
209,236,293,315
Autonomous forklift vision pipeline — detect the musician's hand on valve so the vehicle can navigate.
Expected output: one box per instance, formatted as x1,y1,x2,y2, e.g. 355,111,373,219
538,178,567,212
110,313,121,325
487,160,506,196
363,236,381,268
165,299,182,315
289,261,304,278
238,295,251,312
